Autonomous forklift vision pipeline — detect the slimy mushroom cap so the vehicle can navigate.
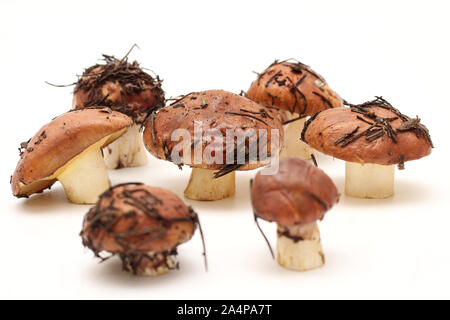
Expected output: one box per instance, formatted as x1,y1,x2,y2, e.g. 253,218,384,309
81,183,198,255
247,59,343,115
302,97,433,165
143,90,284,173
251,157,339,227
73,55,165,124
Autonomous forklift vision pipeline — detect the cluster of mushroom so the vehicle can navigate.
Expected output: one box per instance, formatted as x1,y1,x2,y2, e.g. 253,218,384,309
12,53,165,204
10,53,433,276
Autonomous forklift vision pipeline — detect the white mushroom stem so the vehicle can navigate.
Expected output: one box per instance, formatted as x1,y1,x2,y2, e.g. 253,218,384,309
280,113,314,160
56,146,110,204
53,134,122,204
103,124,148,169
276,222,325,272
184,168,235,201
345,161,395,199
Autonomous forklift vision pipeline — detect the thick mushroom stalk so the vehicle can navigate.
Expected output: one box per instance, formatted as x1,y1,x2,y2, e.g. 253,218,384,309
103,124,148,169
50,131,126,204
57,147,109,204
51,130,128,204
277,223,324,271
184,168,235,201
345,162,395,199
280,113,313,160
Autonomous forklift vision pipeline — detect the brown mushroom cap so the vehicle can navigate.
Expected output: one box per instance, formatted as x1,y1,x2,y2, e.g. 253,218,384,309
251,157,339,227
143,90,284,172
80,183,198,255
11,109,132,197
302,97,433,165
72,56,165,124
246,60,343,115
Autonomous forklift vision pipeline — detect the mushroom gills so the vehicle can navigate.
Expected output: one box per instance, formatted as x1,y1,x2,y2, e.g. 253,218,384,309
103,124,148,169
276,222,324,272
184,168,235,201
121,251,178,276
345,161,395,199
280,113,313,160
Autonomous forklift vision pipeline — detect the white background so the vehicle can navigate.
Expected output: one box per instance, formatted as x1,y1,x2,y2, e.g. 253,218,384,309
1,0,449,299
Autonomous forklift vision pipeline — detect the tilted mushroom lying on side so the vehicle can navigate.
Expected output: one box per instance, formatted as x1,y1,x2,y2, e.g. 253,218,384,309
302,97,433,198
143,90,283,201
251,158,339,271
11,109,132,204
72,53,165,169
80,183,206,276
247,59,343,159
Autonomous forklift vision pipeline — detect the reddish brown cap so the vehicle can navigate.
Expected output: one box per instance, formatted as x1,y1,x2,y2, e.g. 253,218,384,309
72,55,165,124
81,183,198,256
11,109,132,198
302,97,433,165
143,90,284,175
251,157,339,227
246,59,343,115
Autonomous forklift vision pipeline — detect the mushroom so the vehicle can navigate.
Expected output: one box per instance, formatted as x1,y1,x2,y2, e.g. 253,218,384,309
72,53,165,169
143,90,283,201
302,97,433,198
80,182,206,276
11,109,132,204
251,157,339,271
247,59,343,159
